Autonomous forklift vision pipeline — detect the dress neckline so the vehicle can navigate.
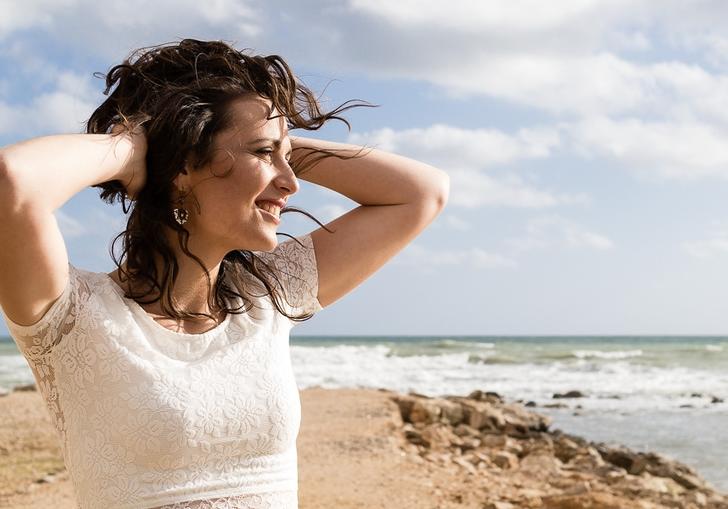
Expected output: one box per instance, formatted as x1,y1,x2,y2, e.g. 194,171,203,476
103,272,232,338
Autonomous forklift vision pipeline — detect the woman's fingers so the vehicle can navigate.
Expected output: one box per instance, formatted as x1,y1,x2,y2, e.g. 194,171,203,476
109,123,148,200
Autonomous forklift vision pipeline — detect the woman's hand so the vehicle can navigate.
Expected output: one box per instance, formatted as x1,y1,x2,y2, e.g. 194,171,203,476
110,124,147,200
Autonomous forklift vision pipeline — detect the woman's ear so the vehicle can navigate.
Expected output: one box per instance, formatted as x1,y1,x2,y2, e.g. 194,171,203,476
172,167,191,194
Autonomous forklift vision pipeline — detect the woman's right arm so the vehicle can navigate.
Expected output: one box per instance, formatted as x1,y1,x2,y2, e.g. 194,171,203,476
0,132,145,326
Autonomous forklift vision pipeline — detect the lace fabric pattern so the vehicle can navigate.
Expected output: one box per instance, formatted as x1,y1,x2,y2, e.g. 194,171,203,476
0,234,322,509
253,233,323,322
153,490,298,508
0,261,92,465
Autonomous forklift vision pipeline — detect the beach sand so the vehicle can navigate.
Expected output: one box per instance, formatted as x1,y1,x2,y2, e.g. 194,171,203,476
1,386,726,508
0,387,469,508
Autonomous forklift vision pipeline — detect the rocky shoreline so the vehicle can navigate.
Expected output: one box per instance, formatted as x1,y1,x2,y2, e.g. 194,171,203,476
1,384,725,508
390,389,727,509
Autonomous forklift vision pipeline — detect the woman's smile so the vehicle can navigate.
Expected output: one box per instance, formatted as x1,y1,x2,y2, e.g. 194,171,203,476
257,205,281,224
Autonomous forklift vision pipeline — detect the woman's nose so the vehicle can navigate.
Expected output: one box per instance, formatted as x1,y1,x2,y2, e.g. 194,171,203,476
275,159,300,195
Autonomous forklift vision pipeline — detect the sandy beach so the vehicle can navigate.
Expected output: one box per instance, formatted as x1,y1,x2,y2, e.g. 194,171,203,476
0,387,463,508
1,385,726,509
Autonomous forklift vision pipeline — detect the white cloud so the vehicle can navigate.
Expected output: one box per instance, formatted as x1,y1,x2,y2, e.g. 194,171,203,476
572,117,728,179
683,226,728,258
313,203,351,223
507,215,613,252
448,169,580,209
5,1,728,128
0,0,78,40
432,214,471,231
350,124,560,168
90,207,127,233
348,124,581,208
54,209,87,238
348,0,619,33
271,1,728,126
7,1,728,188
0,0,259,57
684,237,728,258
0,70,98,136
394,243,517,270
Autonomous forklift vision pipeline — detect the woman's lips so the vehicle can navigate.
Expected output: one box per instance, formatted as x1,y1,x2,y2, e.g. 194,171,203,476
258,207,281,224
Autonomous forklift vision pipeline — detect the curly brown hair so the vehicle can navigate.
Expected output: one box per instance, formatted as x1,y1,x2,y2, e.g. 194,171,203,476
86,38,370,325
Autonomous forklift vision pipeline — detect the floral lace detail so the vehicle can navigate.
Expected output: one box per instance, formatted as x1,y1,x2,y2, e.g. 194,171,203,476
0,235,321,508
154,490,297,508
0,263,91,452
253,233,323,321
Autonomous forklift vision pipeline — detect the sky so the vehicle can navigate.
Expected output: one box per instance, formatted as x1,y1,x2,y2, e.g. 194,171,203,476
3,0,728,336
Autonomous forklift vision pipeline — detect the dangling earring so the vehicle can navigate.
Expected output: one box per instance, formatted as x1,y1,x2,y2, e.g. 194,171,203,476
173,194,189,225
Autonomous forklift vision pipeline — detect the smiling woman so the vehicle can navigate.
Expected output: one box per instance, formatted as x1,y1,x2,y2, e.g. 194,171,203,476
0,38,449,508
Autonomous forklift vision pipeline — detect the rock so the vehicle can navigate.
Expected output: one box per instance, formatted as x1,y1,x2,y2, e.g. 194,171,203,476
503,403,552,433
483,502,516,509
437,399,465,426
481,433,507,448
462,400,506,430
403,426,428,447
560,480,591,496
467,389,504,404
525,401,537,407
543,402,569,409
593,464,627,481
388,390,728,509
597,446,647,474
408,391,432,399
0,386,9,398
710,395,724,404
452,423,479,437
420,423,463,451
481,434,523,456
630,473,685,497
13,383,37,392
542,491,635,509
493,450,519,470
553,390,585,399
554,437,581,463
641,453,707,491
685,490,708,507
391,395,415,421
452,455,477,475
409,399,442,424
516,488,546,507
459,436,481,451
520,434,554,457
520,452,563,479
566,447,605,471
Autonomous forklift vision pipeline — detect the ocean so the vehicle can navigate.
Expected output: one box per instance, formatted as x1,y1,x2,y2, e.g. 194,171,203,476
1,335,726,490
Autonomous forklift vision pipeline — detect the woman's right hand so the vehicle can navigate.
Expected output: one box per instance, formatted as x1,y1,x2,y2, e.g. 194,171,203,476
111,124,148,200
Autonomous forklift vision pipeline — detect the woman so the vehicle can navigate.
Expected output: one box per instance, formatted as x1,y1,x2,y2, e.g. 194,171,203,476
0,39,449,508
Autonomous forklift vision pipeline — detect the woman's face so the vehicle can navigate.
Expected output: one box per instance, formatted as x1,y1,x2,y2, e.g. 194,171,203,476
174,95,299,255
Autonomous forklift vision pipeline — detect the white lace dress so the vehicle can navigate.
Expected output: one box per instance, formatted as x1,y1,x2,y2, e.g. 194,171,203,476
1,234,323,509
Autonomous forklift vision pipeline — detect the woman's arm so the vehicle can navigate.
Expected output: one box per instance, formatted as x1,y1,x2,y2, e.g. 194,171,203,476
290,136,448,206
1,131,145,212
0,131,145,326
289,136,450,309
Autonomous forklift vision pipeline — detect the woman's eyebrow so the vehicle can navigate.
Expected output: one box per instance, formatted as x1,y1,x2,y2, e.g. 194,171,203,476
249,137,283,146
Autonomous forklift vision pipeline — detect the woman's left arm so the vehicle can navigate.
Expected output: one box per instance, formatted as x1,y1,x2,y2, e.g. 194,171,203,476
290,136,450,309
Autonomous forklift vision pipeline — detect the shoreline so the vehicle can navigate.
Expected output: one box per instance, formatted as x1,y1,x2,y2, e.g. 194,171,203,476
1,385,726,508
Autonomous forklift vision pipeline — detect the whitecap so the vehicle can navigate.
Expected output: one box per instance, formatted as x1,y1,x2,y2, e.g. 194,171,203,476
573,349,643,360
